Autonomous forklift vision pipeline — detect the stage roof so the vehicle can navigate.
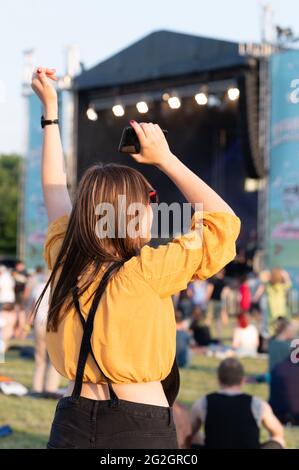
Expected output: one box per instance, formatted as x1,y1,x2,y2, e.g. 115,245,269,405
74,30,252,90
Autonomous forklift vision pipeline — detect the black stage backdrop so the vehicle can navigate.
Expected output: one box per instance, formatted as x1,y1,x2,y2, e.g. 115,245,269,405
76,95,257,246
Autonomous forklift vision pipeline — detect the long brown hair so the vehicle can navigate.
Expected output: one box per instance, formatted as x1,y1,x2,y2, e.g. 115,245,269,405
34,163,153,332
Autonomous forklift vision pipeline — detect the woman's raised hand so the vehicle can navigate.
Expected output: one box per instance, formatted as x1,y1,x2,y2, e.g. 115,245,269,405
129,120,172,168
31,67,58,111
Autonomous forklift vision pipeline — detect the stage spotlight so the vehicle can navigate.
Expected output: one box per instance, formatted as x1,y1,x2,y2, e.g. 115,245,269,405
162,92,170,101
112,104,125,117
208,95,221,107
168,96,181,109
136,101,149,113
195,92,208,105
227,87,240,101
244,178,259,192
86,107,98,121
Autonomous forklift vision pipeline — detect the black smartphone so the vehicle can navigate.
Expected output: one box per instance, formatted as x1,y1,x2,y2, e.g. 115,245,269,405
118,126,168,154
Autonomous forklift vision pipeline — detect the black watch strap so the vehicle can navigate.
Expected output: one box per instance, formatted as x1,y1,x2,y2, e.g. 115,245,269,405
41,115,59,129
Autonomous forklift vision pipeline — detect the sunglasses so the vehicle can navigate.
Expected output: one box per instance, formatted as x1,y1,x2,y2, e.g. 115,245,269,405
149,189,159,204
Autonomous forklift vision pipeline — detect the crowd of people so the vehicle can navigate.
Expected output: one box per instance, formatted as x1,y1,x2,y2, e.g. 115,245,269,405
174,256,297,365
0,263,60,397
172,250,299,446
0,252,299,448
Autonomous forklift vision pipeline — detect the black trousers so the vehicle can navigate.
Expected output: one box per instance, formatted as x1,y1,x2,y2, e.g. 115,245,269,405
47,396,178,449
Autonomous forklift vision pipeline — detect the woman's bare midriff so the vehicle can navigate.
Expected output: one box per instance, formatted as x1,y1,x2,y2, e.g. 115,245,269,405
64,380,170,407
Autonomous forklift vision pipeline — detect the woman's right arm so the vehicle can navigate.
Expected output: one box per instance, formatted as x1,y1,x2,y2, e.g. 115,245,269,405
31,67,72,224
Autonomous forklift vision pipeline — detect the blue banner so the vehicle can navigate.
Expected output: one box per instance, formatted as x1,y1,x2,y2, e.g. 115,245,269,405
23,94,47,270
268,51,299,288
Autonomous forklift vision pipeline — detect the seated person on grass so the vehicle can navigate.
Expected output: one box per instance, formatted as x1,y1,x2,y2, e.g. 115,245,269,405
190,358,285,449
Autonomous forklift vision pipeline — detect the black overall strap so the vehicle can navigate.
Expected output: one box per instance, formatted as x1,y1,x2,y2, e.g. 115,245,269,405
71,262,122,402
72,286,118,400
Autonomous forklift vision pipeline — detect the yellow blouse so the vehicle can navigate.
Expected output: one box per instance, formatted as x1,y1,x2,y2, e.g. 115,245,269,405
44,211,240,384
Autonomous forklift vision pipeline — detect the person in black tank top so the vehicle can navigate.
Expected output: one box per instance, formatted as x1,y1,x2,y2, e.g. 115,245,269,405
190,358,285,449
205,392,259,449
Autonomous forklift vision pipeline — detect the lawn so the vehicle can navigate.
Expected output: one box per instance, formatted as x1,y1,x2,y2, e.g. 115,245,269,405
1,340,299,449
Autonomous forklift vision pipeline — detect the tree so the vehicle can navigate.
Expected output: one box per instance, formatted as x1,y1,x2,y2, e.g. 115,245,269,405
0,154,22,256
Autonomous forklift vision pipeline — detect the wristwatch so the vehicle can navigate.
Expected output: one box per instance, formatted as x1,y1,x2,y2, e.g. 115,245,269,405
41,115,59,129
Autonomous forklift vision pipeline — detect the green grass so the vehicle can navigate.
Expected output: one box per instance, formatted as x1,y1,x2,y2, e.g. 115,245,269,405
1,340,299,449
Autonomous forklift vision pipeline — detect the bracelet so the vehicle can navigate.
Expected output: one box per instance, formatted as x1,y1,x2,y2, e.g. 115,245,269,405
41,115,59,129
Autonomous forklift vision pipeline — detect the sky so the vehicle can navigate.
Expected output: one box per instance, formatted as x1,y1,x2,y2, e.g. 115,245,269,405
1,0,299,154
